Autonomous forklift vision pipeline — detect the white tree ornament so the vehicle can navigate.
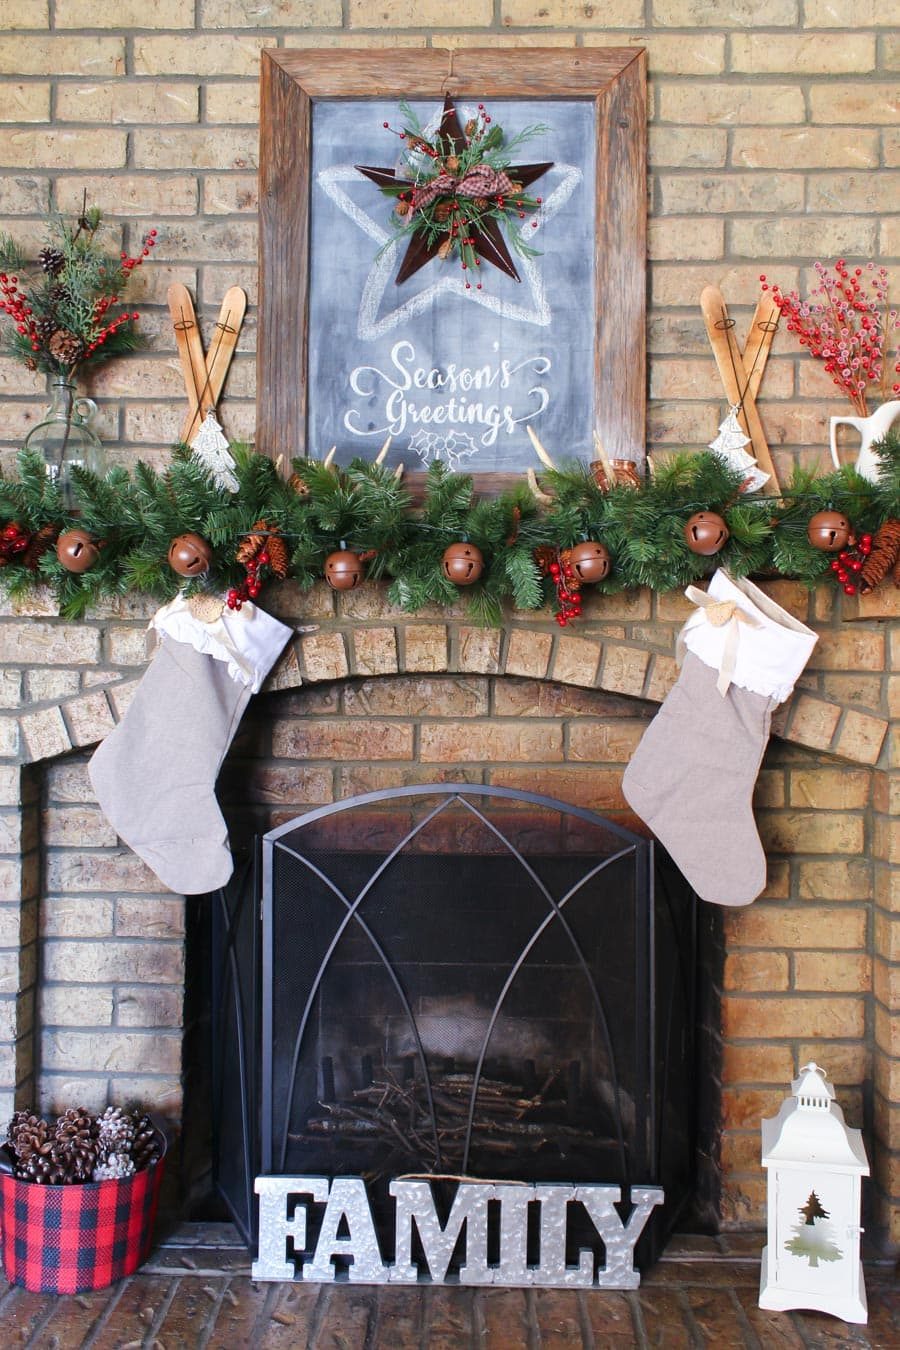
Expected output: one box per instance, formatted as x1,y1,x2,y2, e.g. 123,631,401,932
759,1062,869,1323
708,405,769,492
191,409,239,493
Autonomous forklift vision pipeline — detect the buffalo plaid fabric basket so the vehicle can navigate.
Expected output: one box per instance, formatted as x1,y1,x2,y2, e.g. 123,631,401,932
0,1139,165,1295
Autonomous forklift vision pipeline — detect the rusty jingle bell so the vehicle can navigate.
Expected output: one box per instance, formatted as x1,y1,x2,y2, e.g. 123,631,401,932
684,511,730,556
324,548,365,591
441,541,484,586
807,510,852,552
167,532,213,577
569,540,611,583
56,527,100,574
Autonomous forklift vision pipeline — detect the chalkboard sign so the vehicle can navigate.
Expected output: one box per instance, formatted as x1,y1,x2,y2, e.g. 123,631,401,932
308,99,595,475
259,49,647,485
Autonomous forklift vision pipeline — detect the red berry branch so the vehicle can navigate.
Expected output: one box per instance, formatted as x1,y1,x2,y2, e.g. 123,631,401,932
767,261,900,416
535,546,583,626
827,531,873,596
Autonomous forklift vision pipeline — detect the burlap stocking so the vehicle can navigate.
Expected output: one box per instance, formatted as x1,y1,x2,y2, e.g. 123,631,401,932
622,570,817,907
90,597,292,895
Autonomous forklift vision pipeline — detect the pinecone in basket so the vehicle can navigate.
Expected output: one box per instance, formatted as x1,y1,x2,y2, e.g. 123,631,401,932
97,1105,136,1159
48,329,83,365
16,1141,73,1185
93,1151,136,1182
7,1110,48,1159
37,246,66,276
55,1106,100,1182
130,1114,161,1171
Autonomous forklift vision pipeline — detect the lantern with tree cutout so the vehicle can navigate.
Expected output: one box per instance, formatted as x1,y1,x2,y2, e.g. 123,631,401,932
759,1062,869,1324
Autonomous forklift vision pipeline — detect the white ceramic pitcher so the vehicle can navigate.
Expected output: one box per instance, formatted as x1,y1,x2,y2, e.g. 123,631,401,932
829,399,900,482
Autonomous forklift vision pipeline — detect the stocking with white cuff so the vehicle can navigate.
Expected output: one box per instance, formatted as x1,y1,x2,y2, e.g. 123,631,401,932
89,597,293,895
622,570,817,907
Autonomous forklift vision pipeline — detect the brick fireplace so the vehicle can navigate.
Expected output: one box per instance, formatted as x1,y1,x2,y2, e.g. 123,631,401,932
0,576,897,1250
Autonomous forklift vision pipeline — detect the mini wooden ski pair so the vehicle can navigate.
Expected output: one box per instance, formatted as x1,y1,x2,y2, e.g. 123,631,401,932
700,284,781,494
167,283,246,445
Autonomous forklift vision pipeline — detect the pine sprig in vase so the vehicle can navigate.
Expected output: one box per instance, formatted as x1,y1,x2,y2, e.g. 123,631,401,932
0,204,156,382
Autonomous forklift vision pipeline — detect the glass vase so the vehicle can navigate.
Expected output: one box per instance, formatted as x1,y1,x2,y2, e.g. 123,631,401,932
23,378,107,509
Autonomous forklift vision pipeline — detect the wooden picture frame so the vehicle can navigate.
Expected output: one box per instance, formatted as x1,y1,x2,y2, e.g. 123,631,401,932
258,48,646,486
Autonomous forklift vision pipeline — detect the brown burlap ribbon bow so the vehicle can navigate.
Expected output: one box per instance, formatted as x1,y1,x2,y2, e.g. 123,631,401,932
677,586,760,697
412,166,515,213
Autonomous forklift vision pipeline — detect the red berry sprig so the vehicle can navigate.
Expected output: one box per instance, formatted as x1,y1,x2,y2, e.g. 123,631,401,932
0,521,31,564
0,274,38,351
535,547,584,627
119,228,157,274
827,532,873,596
226,547,272,612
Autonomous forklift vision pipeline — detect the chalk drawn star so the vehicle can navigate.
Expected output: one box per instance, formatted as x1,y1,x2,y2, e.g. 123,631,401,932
316,109,582,340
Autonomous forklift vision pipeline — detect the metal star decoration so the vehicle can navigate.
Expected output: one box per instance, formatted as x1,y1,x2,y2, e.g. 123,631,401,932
356,96,552,285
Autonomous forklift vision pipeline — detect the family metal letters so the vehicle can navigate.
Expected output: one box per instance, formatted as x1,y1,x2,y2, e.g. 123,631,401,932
252,1176,664,1288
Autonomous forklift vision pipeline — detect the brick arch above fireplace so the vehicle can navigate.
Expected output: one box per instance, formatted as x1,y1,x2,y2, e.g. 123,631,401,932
9,579,892,771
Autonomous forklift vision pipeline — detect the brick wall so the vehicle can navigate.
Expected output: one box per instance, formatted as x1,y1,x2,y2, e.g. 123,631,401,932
0,3,896,471
0,2,897,1245
0,578,896,1239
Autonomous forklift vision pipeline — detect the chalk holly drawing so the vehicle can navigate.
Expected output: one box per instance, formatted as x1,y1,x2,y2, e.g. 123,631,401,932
408,429,479,470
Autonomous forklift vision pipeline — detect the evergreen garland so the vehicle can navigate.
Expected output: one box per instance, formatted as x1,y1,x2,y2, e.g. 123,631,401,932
0,432,897,623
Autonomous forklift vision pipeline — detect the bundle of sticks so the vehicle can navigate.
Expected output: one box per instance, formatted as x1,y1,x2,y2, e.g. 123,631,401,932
297,1065,609,1178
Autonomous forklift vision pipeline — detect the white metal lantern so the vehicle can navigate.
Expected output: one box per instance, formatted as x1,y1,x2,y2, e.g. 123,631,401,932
759,1062,869,1323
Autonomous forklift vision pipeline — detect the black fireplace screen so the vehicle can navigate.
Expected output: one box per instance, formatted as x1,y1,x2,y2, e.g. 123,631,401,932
212,786,698,1261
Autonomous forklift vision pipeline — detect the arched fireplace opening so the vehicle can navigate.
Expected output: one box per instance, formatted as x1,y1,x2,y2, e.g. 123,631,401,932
209,784,705,1275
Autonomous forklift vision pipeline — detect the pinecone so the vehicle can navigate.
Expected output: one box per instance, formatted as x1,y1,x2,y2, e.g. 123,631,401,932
97,1105,135,1159
35,316,55,343
38,246,65,276
236,520,289,578
48,284,69,305
54,1106,100,1182
22,523,59,572
93,1152,135,1182
472,197,490,211
48,329,83,365
859,519,900,594
288,472,309,498
433,202,452,223
437,238,453,261
266,528,289,579
236,527,265,566
130,1114,161,1172
7,1110,46,1156
17,1141,72,1185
